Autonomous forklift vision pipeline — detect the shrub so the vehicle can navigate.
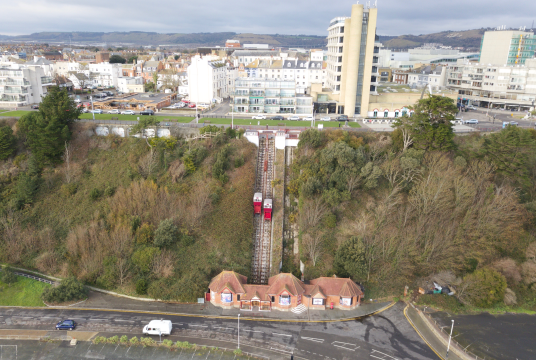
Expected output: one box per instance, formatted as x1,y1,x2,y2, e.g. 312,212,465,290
42,277,87,304
162,339,173,347
491,258,522,284
93,336,107,344
135,278,148,295
120,335,129,344
129,336,139,345
154,219,180,248
233,349,243,356
61,182,78,196
89,188,102,200
175,341,192,349
135,223,154,244
107,335,119,344
140,337,155,347
234,156,244,168
0,267,18,284
458,268,507,308
323,214,337,229
104,186,116,197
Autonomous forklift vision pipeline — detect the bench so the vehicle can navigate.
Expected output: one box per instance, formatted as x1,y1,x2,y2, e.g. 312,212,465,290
204,120,211,124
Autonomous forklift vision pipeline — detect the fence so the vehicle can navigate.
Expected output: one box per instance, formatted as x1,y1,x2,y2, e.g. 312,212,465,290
0,268,56,285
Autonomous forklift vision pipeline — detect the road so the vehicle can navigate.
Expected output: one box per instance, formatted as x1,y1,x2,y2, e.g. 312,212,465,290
457,107,535,129
0,302,437,359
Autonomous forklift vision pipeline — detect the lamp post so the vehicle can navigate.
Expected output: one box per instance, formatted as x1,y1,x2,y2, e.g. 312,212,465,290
446,320,454,358
90,96,94,120
237,314,240,349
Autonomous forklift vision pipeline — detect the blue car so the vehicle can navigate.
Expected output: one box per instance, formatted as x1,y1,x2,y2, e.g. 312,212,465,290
56,319,77,330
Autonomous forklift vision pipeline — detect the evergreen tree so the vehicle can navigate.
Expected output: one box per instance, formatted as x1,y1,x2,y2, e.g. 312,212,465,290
0,125,15,160
334,237,367,281
13,154,42,209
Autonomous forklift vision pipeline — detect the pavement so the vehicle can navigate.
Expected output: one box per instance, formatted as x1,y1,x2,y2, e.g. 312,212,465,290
0,302,438,360
72,290,393,322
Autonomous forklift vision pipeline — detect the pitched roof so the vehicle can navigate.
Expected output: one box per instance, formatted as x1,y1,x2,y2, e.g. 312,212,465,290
309,277,363,298
242,285,269,300
270,60,283,69
245,59,259,68
304,284,326,298
232,50,279,57
208,271,247,294
266,273,305,296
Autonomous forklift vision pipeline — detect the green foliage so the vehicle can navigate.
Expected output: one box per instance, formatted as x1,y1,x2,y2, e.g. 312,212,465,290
181,146,208,174
144,82,155,92
140,337,155,347
334,237,367,281
162,339,173,347
17,87,79,164
394,95,457,151
104,186,115,197
0,125,16,160
41,277,87,303
61,182,78,196
225,126,237,139
360,162,382,190
93,336,107,344
89,188,102,200
199,125,222,134
174,55,179,61
480,125,536,183
135,278,148,295
132,246,160,274
136,223,154,244
129,336,139,345
212,145,231,183
234,155,245,168
154,218,180,248
120,335,129,344
127,56,138,64
323,214,337,228
0,267,17,284
299,129,325,148
13,154,42,209
454,155,467,168
233,349,243,356
130,117,161,140
460,268,507,308
107,335,119,344
109,55,126,64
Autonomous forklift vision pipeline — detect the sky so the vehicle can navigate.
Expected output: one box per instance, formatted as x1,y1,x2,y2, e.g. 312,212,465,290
2,0,536,37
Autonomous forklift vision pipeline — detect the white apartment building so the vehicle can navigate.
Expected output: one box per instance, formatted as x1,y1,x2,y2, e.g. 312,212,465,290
188,55,231,103
310,50,325,61
479,30,536,66
406,65,447,90
88,63,122,88
54,61,80,76
446,58,536,111
117,77,144,94
0,64,54,107
231,50,283,67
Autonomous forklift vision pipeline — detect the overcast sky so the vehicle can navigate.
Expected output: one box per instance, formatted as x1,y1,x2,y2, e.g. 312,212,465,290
2,0,535,37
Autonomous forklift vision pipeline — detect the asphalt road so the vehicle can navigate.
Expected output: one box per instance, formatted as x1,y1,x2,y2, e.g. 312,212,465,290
457,107,535,129
0,302,436,360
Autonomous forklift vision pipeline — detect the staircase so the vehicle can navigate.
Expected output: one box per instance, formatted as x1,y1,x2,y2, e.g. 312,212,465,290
291,304,307,314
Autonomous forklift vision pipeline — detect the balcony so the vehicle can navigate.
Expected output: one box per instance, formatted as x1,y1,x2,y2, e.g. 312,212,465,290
372,57,379,64
234,100,249,105
265,93,281,97
41,76,54,85
280,93,296,98
249,92,265,97
0,79,30,86
2,88,28,94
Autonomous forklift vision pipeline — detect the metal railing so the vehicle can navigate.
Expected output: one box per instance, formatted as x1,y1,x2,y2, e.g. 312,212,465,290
0,268,56,285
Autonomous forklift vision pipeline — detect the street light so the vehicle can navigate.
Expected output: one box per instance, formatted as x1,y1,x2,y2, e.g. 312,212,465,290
446,320,454,358
237,314,240,349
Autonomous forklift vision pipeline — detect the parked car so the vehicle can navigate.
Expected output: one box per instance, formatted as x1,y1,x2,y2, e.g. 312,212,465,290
271,115,284,120
466,105,477,110
252,115,266,120
509,121,519,126
288,115,300,120
188,104,196,108
107,109,120,114
90,109,103,114
121,110,136,115
302,116,314,121
56,320,77,331
74,98,81,103
464,119,479,124
320,116,331,121
335,115,348,121
140,110,155,115
106,91,114,96
31,104,39,109
142,320,172,336
182,100,191,104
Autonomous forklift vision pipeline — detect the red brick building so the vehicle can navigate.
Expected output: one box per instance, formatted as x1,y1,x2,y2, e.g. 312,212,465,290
393,70,409,85
225,40,241,48
96,52,110,64
208,271,364,312
43,51,62,61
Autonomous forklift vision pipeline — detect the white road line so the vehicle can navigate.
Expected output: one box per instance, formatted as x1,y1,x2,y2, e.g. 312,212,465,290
371,350,400,360
270,347,293,353
213,327,234,331
114,320,134,322
88,319,107,321
301,337,325,343
189,324,208,327
172,323,183,325
242,330,262,333
333,341,356,346
333,344,357,351
272,333,292,337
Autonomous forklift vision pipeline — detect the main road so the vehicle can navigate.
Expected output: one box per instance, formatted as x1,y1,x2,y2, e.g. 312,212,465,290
0,302,436,359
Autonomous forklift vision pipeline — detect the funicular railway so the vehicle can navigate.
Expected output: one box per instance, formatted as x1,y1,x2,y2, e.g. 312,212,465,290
251,133,275,285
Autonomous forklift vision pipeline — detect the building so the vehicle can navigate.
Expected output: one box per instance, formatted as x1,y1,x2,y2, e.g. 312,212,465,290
88,63,122,88
225,40,241,48
54,61,80,76
446,58,536,111
0,64,55,108
231,78,313,114
208,271,364,312
95,51,110,64
43,51,62,61
188,55,231,103
231,50,282,67
325,4,378,117
393,69,409,84
117,77,144,94
479,30,536,66
407,65,446,90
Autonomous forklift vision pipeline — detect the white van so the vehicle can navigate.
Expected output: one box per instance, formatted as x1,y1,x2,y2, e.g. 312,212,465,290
142,320,172,336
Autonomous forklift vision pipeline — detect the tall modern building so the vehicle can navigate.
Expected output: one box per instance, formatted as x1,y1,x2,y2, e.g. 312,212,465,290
326,3,378,117
479,30,536,66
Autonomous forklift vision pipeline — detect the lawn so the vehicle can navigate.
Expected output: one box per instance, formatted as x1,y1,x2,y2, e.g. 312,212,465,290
78,114,194,123
0,276,50,307
198,118,361,128
0,110,32,117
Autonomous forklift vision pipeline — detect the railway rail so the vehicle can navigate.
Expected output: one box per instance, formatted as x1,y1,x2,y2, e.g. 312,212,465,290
251,136,275,285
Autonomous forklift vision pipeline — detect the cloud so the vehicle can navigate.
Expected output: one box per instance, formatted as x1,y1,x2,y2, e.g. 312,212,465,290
2,0,535,37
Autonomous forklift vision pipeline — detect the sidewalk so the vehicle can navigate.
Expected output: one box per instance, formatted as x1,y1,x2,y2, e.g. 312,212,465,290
71,290,393,322
404,304,472,360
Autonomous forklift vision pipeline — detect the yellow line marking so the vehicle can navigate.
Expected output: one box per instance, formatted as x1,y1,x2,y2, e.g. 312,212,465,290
403,304,444,360
0,302,396,324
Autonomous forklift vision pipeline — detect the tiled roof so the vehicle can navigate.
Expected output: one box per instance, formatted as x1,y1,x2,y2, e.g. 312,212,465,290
309,277,363,298
245,59,259,68
242,285,269,300
266,273,305,296
208,271,247,294
270,60,283,69
232,50,279,57
304,284,326,298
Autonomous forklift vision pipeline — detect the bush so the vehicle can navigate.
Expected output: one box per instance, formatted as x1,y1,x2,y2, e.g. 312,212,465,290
93,336,107,344
42,277,87,304
0,267,18,284
154,218,180,248
61,182,78,196
162,339,173,347
175,341,192,349
129,336,139,345
135,223,154,244
233,349,243,356
120,335,129,344
140,337,155,347
234,156,244,168
104,186,116,197
135,278,148,295
90,188,102,200
458,268,507,308
107,335,119,344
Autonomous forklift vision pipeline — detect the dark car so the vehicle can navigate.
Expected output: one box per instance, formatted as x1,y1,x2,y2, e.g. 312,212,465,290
271,115,284,120
31,105,39,109
335,115,348,121
56,320,77,331
140,110,155,116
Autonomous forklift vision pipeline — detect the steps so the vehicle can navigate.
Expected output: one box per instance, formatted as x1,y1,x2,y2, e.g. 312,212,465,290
291,304,307,314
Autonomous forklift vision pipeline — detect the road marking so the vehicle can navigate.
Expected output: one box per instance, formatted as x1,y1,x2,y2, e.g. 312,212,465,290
370,349,400,360
272,333,292,337
332,341,359,351
189,324,208,327
213,327,234,331
242,330,262,333
88,319,107,321
114,320,134,322
172,323,183,325
301,336,324,343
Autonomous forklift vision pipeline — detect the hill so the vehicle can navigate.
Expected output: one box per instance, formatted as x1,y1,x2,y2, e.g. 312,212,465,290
381,29,489,50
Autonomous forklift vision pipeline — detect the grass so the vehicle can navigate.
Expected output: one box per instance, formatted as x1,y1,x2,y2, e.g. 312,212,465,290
0,276,50,307
0,110,31,117
416,293,536,315
78,114,194,123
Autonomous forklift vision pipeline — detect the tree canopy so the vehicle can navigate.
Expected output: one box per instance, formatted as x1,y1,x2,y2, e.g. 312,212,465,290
109,55,126,64
0,125,16,160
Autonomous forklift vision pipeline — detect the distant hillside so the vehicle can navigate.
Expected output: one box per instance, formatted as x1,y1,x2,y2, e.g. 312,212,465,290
382,29,489,50
0,31,327,47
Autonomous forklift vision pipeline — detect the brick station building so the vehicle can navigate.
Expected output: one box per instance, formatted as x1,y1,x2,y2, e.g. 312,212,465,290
207,271,364,312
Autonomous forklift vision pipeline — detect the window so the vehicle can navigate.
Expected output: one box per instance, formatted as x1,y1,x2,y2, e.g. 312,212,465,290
279,295,291,305
373,110,378,118
312,298,324,305
384,111,388,118
221,293,233,303
340,297,352,306
237,294,241,301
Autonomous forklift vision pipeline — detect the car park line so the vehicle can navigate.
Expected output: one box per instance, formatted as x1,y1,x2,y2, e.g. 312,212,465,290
272,332,292,337
301,336,325,343
370,349,400,360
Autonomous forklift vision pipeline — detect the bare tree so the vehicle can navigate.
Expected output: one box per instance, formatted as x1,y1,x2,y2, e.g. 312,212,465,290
401,127,414,151
63,141,73,183
299,197,328,230
303,231,324,267
138,151,157,179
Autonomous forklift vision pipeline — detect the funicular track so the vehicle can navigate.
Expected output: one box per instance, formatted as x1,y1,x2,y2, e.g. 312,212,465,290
251,136,275,285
